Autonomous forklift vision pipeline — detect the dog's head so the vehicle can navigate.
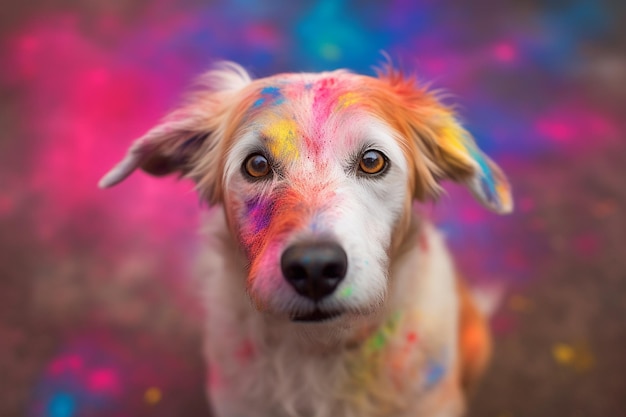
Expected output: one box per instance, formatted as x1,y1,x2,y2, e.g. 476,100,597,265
100,62,511,323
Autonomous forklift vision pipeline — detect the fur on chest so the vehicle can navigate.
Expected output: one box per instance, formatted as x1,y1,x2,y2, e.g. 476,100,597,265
200,212,463,417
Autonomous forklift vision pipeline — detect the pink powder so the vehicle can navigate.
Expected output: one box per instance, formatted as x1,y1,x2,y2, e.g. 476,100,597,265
87,368,120,394
493,42,517,62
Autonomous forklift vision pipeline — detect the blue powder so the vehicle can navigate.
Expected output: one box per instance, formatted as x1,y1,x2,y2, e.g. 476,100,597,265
424,361,446,389
48,393,76,417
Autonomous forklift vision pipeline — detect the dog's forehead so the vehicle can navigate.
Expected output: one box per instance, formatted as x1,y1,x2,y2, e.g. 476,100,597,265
242,72,380,160
250,71,358,110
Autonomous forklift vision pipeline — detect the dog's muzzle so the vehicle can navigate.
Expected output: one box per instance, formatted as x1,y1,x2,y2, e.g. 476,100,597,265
280,241,347,302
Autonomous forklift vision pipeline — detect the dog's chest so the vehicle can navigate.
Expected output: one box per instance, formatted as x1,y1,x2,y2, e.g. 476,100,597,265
205,311,457,417
203,297,462,417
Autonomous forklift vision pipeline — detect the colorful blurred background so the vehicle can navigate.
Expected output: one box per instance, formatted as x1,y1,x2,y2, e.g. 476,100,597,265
1,1,624,416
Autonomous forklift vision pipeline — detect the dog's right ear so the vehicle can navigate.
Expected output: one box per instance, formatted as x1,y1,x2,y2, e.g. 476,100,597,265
373,64,512,214
98,62,252,203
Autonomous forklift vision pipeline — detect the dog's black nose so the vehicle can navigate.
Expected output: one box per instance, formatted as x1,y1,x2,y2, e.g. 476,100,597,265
281,242,348,301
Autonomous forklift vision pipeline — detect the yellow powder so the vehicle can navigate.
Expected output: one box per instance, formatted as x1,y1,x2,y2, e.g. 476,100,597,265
263,118,299,161
337,92,360,110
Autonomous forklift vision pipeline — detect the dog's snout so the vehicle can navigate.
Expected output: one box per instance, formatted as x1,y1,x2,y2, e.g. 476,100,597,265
281,242,348,301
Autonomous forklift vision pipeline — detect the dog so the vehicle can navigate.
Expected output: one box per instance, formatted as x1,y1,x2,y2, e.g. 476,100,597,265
99,61,512,417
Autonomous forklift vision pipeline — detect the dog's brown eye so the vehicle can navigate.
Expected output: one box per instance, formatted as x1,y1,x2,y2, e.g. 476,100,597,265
244,154,271,178
359,150,387,175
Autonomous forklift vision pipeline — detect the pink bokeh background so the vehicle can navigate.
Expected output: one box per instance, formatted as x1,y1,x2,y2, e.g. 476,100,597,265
1,1,624,416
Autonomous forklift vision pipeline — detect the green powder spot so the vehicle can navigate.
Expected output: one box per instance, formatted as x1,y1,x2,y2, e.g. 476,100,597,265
339,285,354,298
387,311,402,332
369,332,387,351
365,311,403,352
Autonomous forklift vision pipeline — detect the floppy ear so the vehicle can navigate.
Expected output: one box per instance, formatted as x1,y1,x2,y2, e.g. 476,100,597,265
376,68,513,214
98,62,252,203
98,113,212,187
412,110,513,214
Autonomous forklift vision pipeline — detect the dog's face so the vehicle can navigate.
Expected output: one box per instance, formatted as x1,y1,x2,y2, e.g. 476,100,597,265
100,62,512,323
221,74,411,320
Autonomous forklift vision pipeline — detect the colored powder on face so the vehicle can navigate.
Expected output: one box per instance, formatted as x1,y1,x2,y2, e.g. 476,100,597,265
339,285,354,299
261,86,282,97
311,77,339,128
253,86,285,108
245,197,273,235
336,92,360,110
263,118,299,161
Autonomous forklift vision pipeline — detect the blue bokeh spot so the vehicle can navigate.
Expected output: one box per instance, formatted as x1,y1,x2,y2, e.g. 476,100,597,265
47,393,76,417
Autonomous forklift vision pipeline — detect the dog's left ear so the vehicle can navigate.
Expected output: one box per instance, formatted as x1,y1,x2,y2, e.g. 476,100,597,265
98,62,252,204
98,112,213,188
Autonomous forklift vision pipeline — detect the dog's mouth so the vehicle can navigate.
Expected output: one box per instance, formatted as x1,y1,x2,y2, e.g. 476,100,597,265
290,309,343,323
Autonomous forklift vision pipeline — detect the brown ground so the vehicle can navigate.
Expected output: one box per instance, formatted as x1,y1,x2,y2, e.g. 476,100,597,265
471,143,626,417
